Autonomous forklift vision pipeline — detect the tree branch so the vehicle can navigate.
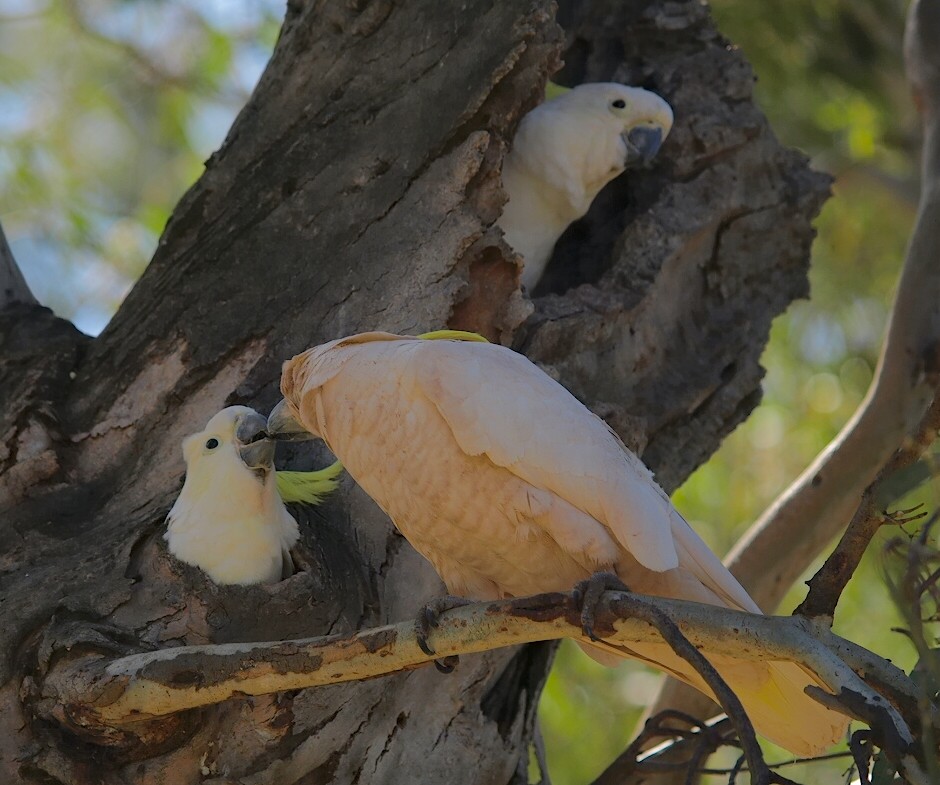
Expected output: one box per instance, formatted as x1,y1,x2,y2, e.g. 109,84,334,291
0,222,36,308
722,0,940,619
592,714,734,785
795,384,940,619
821,627,940,737
644,0,940,741
594,720,859,785
604,594,777,785
37,591,928,783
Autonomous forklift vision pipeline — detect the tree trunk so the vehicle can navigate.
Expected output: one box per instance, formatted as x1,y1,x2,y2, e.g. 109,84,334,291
0,1,828,783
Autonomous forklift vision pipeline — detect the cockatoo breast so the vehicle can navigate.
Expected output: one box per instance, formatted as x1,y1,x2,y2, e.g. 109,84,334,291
165,453,298,585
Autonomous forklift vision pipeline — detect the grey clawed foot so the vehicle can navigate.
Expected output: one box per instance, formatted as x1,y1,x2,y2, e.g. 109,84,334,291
414,595,472,674
432,655,459,674
572,571,630,642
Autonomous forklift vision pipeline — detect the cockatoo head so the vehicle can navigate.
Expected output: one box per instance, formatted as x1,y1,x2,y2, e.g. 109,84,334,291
497,82,673,289
611,83,673,167
532,82,673,171
181,405,275,481
500,81,673,257
165,405,307,586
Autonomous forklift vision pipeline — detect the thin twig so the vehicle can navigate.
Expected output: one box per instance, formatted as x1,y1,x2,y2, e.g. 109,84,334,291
592,712,728,785
596,722,855,784
882,513,940,784
611,594,776,785
848,729,874,785
727,754,747,785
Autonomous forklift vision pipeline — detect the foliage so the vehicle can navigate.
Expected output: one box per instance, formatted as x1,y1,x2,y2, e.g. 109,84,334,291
0,0,280,333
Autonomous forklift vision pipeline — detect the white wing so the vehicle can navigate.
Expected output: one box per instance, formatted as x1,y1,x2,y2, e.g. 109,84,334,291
413,340,680,573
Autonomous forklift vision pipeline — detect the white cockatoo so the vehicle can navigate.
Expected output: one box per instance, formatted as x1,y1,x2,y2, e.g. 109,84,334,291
267,332,849,756
164,405,341,585
499,82,674,290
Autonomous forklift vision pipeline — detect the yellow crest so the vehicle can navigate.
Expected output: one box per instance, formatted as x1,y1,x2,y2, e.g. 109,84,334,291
417,330,489,343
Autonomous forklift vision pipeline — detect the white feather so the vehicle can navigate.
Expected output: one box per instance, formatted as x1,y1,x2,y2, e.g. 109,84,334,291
164,406,298,585
277,333,850,755
499,83,674,289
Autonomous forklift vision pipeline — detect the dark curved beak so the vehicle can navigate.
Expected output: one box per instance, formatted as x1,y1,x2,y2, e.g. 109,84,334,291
236,411,275,469
623,126,665,168
267,399,316,442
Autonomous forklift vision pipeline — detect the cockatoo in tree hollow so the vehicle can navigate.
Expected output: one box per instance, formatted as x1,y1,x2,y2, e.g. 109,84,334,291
267,332,849,756
499,82,674,290
164,406,341,585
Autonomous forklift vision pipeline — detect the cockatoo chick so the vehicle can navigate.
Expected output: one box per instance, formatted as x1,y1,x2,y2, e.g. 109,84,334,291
164,405,300,585
499,82,674,290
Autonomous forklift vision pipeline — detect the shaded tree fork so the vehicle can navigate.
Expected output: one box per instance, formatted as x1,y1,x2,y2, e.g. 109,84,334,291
2,1,843,783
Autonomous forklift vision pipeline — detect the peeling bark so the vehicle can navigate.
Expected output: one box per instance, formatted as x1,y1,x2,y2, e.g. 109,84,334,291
1,1,829,783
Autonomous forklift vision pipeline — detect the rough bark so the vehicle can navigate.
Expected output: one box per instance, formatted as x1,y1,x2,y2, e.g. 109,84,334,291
0,225,36,308
0,1,828,783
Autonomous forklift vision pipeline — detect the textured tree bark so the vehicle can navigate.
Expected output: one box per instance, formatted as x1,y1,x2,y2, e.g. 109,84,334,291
0,1,828,783
0,225,35,308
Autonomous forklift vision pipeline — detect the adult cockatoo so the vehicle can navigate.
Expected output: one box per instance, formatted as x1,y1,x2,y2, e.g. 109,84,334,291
499,82,673,290
164,406,341,585
267,333,848,755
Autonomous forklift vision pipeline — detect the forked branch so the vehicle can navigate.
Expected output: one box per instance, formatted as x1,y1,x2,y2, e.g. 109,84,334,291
796,385,940,619
645,0,940,740
724,0,940,618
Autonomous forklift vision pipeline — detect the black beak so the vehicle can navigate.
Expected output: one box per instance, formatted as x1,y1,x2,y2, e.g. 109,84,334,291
266,399,316,442
236,411,275,469
623,126,665,168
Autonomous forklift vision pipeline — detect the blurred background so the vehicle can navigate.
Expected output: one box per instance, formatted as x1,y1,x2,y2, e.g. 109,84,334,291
0,0,931,782
0,0,282,332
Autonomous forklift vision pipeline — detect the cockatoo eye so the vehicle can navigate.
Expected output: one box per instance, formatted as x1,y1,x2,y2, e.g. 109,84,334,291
205,438,220,450
611,99,627,109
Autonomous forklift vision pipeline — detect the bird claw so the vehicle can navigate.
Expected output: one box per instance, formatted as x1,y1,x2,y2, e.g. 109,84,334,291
432,655,460,674
415,605,439,656
414,595,471,673
573,571,630,642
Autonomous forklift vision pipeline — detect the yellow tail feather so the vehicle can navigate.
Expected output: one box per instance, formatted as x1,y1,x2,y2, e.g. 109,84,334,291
275,460,344,505
578,639,848,756
417,330,489,343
